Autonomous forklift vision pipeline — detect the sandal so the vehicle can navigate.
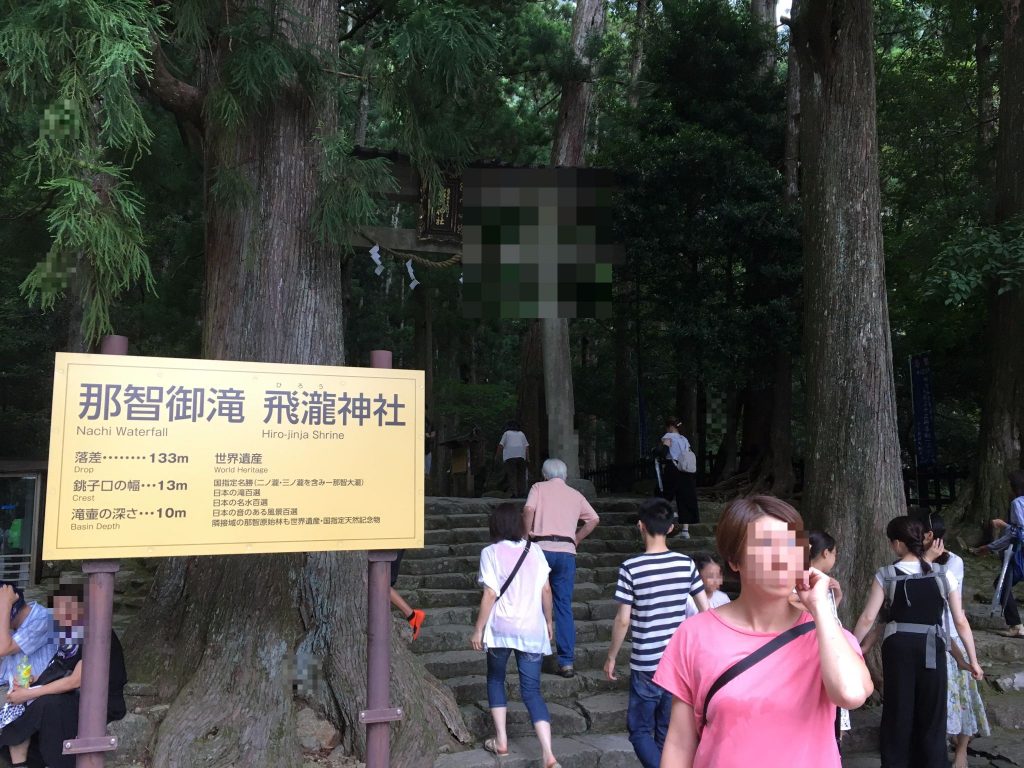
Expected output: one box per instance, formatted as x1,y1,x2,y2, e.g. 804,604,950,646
999,624,1024,638
483,737,508,756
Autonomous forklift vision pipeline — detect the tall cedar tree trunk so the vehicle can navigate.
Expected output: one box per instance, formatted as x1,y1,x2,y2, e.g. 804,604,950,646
516,321,547,483
969,0,1024,526
126,4,467,766
541,0,606,478
767,1,802,498
610,0,647,476
751,0,778,73
794,0,903,622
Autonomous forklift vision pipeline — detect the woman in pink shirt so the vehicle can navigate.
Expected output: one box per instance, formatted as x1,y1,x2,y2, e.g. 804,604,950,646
653,496,872,768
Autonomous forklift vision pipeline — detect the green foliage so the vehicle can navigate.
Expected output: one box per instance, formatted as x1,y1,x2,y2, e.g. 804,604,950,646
312,131,398,249
929,217,1024,305
372,0,499,191
875,0,1001,462
0,0,159,343
596,0,797,396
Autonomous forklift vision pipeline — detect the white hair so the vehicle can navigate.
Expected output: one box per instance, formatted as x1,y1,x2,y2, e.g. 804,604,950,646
541,458,567,480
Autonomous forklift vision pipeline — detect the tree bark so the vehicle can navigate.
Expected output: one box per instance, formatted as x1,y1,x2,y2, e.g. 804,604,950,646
794,0,903,622
969,0,1024,525
627,0,648,109
125,3,468,766
539,0,606,479
768,3,800,498
612,306,635,469
516,321,546,482
739,385,773,474
769,350,796,495
751,0,778,72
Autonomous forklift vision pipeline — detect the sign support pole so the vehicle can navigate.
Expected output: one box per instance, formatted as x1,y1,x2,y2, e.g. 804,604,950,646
66,335,126,766
362,350,403,768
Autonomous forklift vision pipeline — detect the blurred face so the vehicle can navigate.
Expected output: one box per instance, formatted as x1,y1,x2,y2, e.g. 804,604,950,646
53,595,84,629
701,562,723,595
735,515,804,596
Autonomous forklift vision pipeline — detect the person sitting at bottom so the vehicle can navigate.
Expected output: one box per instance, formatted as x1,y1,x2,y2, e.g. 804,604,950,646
0,582,127,768
0,583,57,691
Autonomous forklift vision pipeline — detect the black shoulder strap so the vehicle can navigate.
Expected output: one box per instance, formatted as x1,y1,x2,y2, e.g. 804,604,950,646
702,621,815,729
498,541,531,599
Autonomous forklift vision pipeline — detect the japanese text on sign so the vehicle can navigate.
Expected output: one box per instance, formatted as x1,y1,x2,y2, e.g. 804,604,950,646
44,353,424,559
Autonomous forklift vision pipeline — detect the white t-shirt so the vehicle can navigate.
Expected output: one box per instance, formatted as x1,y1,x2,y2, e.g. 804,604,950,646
874,559,959,593
661,432,690,462
684,589,730,618
499,430,529,461
941,552,965,637
478,540,551,654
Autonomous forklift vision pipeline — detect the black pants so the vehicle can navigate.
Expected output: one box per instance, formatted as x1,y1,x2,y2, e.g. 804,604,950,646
661,463,698,524
504,458,527,497
994,571,1021,627
880,634,949,768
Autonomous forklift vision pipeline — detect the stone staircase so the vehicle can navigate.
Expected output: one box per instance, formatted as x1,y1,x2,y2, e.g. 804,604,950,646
413,497,1024,768
410,497,720,768
24,497,1024,767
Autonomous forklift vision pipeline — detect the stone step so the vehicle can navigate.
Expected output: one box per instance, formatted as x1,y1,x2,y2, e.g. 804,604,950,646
413,621,616,655
972,631,1024,665
984,662,1024,693
981,688,1024,729
434,733,641,768
411,601,607,632
463,699,588,738
965,602,1014,632
420,643,631,680
422,523,717,547
396,567,601,591
406,582,607,610
843,726,1023,767
445,669,601,705
401,548,716,576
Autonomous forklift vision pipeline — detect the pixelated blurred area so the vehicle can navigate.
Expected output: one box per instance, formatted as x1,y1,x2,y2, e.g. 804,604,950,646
462,167,621,319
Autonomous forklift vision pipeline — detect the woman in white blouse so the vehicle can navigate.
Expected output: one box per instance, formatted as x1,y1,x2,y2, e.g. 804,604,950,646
660,419,699,538
471,503,560,767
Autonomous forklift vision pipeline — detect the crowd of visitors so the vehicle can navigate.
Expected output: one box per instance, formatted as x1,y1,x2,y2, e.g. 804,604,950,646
468,454,1022,768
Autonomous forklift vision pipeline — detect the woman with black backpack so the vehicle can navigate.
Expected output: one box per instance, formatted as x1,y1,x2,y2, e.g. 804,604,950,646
853,516,983,768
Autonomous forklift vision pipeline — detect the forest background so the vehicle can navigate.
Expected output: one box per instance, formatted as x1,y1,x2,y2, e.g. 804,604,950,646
2,0,1018,521
1,0,1023,765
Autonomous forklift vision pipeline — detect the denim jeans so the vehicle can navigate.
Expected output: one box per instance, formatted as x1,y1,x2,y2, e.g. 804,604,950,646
486,648,550,724
627,669,673,768
542,550,577,666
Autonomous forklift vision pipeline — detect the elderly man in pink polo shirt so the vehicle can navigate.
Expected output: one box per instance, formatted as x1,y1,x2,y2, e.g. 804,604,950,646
523,458,600,677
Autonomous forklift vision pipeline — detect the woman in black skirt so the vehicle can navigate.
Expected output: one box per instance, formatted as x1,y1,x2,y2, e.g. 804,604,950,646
660,418,699,538
0,583,126,768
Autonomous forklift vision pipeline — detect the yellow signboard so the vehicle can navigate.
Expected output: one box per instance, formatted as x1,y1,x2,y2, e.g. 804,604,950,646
43,353,424,559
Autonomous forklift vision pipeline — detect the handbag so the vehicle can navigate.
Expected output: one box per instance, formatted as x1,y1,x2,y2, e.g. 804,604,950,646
672,448,697,474
701,621,815,729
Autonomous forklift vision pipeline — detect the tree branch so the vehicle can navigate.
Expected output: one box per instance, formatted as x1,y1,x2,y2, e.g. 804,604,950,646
139,38,204,129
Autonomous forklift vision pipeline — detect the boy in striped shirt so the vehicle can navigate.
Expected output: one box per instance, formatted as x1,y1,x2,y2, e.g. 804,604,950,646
603,498,708,768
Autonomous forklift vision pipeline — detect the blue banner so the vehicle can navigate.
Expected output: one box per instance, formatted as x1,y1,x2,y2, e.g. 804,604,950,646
910,354,938,468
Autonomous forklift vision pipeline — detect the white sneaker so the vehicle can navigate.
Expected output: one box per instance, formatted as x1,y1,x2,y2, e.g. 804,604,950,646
680,530,691,539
